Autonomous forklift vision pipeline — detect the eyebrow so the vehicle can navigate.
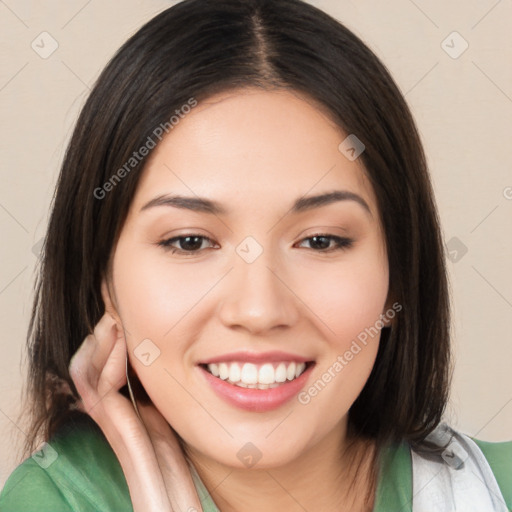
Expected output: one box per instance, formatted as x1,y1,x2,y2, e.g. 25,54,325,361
140,190,372,217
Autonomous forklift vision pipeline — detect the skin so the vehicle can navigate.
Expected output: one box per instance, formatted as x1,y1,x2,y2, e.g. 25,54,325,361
102,88,391,511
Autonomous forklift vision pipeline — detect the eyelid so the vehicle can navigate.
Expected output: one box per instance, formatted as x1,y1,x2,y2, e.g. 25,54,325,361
157,234,218,252
294,233,354,252
157,232,354,255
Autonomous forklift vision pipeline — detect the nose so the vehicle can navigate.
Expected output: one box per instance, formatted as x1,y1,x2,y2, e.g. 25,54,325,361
217,248,300,335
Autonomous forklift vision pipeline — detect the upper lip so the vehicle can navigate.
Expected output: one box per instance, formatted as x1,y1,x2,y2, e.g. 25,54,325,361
199,351,313,365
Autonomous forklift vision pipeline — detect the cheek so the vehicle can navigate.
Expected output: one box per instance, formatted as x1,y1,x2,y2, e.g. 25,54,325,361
294,270,385,439
113,233,388,375
295,247,389,346
108,231,389,467
112,244,207,411
112,242,215,344
291,244,388,408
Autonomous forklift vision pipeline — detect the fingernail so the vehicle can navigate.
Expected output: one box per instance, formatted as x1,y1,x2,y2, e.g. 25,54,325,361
103,312,117,329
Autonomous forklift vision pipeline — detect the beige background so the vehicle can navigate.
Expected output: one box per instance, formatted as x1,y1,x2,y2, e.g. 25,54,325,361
1,0,511,488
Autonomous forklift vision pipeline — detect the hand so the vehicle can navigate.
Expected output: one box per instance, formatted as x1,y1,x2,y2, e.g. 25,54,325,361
69,312,203,512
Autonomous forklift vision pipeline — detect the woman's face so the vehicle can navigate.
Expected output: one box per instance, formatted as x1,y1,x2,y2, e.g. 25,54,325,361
105,88,390,469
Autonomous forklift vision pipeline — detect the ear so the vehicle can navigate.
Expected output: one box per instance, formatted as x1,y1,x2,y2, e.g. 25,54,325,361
101,276,121,324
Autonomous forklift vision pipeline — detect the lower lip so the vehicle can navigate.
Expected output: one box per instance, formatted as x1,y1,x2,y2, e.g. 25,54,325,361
198,364,314,412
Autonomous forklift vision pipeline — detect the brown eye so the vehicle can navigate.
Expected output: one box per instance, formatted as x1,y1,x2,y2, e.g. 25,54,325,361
158,234,216,254
157,233,354,256
296,234,353,252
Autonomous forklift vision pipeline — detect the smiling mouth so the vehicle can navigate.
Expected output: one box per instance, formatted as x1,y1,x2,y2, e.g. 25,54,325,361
199,361,314,389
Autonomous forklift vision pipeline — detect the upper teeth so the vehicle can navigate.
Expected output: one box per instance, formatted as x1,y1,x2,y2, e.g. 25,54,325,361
206,361,307,388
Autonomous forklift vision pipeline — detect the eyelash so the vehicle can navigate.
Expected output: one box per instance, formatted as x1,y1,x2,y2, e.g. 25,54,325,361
157,233,354,255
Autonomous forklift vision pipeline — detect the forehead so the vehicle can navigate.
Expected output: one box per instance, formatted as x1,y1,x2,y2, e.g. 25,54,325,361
130,88,377,218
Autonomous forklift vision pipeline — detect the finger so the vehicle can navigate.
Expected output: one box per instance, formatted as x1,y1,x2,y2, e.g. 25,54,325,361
89,313,120,376
95,334,128,397
69,312,116,383
69,314,125,410
93,311,119,342
69,333,98,399
137,403,204,512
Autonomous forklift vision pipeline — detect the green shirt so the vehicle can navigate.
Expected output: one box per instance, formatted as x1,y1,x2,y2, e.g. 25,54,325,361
1,416,511,511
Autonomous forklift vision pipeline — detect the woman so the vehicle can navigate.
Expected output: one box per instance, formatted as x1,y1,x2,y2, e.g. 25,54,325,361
1,0,510,510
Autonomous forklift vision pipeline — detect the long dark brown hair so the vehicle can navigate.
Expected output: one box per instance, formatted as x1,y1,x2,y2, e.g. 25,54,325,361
18,0,452,506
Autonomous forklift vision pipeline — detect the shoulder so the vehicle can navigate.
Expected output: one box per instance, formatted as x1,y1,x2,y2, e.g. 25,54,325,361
470,435,512,510
0,414,132,512
411,422,512,511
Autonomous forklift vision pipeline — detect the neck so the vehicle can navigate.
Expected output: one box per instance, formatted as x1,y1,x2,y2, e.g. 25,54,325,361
184,420,377,512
